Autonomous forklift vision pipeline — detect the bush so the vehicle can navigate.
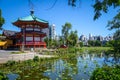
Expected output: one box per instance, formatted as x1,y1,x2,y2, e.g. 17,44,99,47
90,65,120,80
4,60,16,66
33,56,39,62
0,71,8,80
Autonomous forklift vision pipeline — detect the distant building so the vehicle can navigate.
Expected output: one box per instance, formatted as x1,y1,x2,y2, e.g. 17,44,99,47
79,35,88,46
49,24,56,39
89,33,94,40
79,35,87,41
79,34,114,46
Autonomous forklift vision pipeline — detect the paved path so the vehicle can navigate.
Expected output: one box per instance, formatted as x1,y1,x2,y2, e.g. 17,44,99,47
0,50,54,64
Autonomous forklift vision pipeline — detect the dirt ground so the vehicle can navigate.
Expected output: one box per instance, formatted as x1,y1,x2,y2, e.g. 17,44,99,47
0,50,54,64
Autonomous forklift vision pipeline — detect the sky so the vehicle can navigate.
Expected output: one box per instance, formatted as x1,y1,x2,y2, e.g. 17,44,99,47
0,0,117,37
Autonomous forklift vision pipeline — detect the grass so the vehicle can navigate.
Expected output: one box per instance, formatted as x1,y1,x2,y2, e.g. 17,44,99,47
82,47,111,53
11,51,25,54
82,47,110,51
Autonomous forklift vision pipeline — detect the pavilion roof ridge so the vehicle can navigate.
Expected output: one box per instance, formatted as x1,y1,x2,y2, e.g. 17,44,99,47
14,14,48,24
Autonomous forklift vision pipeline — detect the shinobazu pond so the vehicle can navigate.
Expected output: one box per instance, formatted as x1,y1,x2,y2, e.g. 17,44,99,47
1,50,118,80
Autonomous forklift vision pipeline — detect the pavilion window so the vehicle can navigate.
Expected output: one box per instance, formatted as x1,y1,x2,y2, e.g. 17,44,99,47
34,37,40,41
34,28,40,31
26,28,33,31
35,25,37,28
26,37,33,41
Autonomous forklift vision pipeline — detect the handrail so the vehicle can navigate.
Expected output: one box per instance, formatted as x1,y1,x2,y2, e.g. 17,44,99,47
16,41,46,45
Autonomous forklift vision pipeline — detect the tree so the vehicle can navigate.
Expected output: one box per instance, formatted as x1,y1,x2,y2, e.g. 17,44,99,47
79,42,83,47
44,37,49,47
88,40,95,46
68,30,78,47
59,36,64,46
105,40,115,47
62,22,72,45
68,0,120,20
95,40,102,46
0,9,5,30
113,29,120,40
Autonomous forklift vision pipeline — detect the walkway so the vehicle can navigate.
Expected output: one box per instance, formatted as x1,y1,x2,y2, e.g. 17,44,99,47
0,50,54,64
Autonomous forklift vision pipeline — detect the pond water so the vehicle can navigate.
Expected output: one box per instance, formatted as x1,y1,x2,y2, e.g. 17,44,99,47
43,53,111,80
4,52,119,80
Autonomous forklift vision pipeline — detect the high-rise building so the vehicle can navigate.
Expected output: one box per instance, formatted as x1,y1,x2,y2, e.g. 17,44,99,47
89,33,94,40
49,24,56,39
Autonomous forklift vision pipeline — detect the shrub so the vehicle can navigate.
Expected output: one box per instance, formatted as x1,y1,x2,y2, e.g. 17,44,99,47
0,71,8,80
4,60,16,66
90,65,120,80
33,56,39,62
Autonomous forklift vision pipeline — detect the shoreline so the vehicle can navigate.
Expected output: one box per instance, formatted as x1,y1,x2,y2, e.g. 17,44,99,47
0,52,54,64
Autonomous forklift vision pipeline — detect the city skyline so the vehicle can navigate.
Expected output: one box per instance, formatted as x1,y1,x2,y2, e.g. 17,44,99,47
0,0,117,37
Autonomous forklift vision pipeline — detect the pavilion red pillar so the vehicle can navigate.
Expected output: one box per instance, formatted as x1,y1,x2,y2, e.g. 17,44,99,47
25,25,26,48
33,33,35,49
40,28,42,42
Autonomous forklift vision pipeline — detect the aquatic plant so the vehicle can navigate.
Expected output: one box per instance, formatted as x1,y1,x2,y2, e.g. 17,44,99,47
0,71,8,80
4,60,16,66
33,56,39,62
90,65,120,80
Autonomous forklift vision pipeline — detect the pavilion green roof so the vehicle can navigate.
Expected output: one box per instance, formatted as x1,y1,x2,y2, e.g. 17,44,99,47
17,14,48,23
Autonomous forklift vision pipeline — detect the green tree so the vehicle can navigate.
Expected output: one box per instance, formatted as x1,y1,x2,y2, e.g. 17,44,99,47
90,66,120,80
44,37,49,47
67,30,78,47
0,71,8,80
62,22,72,45
105,40,115,47
95,40,102,46
113,29,120,40
58,36,64,46
0,9,5,30
79,42,83,47
68,0,120,20
88,40,95,46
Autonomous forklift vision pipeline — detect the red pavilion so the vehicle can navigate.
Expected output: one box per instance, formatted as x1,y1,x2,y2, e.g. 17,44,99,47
13,11,48,50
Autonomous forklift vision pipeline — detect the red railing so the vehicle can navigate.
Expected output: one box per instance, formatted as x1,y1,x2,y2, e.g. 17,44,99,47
16,41,46,45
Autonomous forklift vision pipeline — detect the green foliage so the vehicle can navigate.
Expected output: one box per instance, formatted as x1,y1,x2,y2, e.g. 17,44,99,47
0,71,8,80
88,40,102,47
93,0,120,20
79,42,83,47
105,40,120,53
105,40,115,47
83,47,110,53
5,60,16,66
68,0,120,20
67,30,78,47
62,22,72,45
44,37,59,48
113,29,120,40
33,56,39,62
90,65,120,80
61,22,78,47
107,12,120,30
0,9,5,30
113,40,120,53
11,51,25,54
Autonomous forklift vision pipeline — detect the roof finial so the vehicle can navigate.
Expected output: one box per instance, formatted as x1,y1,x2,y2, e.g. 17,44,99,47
29,0,34,15
30,9,34,15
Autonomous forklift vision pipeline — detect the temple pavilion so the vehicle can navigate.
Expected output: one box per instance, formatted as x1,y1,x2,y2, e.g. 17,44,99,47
12,11,49,50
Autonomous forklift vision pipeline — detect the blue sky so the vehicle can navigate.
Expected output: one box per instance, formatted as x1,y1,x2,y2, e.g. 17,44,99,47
0,0,117,37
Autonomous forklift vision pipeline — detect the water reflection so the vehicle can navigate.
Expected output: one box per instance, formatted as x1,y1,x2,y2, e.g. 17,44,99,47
44,52,111,80
7,74,19,80
4,52,120,80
